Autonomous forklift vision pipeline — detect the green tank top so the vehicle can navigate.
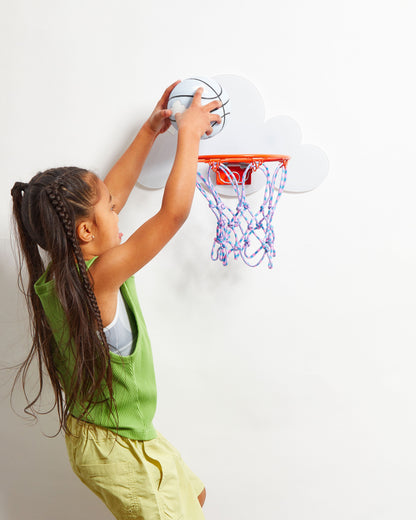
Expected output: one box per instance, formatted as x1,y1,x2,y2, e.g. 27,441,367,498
34,257,157,440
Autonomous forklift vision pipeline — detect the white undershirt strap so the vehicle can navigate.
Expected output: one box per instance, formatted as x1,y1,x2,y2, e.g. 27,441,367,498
103,291,136,356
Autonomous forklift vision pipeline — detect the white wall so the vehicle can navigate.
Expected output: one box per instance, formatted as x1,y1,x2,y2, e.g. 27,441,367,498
1,1,415,519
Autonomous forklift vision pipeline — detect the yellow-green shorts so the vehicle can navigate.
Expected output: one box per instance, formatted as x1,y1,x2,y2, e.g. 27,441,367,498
65,415,205,520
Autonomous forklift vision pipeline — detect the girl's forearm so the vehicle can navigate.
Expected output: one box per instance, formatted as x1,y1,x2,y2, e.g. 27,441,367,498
104,124,157,210
161,128,201,221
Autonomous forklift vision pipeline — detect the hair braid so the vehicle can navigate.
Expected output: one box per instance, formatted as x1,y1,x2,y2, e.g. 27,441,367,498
45,182,108,345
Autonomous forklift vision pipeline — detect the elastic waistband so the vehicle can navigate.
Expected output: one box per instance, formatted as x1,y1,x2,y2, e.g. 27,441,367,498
66,415,119,442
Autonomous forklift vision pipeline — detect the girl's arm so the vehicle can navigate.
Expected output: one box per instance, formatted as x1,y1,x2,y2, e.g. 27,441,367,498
103,81,180,212
90,89,221,291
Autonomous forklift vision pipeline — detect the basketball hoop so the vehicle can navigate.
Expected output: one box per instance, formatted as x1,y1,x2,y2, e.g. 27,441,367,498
197,154,289,268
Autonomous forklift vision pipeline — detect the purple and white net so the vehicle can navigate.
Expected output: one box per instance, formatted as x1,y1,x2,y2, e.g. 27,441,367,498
196,159,287,268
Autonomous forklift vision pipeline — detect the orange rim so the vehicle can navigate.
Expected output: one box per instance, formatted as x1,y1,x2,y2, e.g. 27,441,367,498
198,154,290,185
198,154,290,165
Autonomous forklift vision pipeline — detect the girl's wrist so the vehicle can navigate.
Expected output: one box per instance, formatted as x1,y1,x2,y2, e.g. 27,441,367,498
141,120,159,139
177,125,202,141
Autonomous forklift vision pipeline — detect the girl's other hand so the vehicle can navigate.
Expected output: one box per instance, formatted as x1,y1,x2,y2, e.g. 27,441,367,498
144,80,181,137
175,88,222,138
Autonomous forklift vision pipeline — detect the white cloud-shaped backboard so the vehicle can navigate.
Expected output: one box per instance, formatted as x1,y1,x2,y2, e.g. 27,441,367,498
139,74,329,194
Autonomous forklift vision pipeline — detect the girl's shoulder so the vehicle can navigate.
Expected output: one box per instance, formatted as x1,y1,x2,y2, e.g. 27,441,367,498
34,256,99,297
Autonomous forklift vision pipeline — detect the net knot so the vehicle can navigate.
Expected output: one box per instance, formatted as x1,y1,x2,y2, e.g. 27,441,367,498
218,218,227,228
229,217,239,228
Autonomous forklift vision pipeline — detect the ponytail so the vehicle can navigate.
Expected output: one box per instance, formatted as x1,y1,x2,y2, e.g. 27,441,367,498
11,168,115,435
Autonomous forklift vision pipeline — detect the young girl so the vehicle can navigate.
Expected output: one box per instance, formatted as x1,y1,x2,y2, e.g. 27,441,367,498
11,81,222,520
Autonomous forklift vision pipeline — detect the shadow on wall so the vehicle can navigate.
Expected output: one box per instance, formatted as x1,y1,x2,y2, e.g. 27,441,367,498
0,238,112,520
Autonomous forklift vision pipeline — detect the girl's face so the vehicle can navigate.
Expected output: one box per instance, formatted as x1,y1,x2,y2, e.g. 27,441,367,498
92,179,121,252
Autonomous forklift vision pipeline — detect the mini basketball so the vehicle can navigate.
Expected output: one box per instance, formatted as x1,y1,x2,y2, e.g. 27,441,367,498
167,76,230,140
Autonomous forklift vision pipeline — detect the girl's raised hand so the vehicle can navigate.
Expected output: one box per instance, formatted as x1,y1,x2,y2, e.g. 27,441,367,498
175,88,222,138
145,80,181,136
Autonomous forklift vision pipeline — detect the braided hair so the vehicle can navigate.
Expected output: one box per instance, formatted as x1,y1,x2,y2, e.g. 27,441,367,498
11,167,115,435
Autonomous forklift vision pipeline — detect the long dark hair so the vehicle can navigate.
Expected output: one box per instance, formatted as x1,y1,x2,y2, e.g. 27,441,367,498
11,167,115,435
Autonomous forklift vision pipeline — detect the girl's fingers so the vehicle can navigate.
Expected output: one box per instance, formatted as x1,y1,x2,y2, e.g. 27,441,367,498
158,81,181,108
204,99,223,113
190,90,222,113
191,87,204,105
205,115,222,136
161,109,172,119
164,80,181,99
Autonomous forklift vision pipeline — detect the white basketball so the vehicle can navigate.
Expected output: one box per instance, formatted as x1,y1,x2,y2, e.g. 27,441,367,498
167,76,230,140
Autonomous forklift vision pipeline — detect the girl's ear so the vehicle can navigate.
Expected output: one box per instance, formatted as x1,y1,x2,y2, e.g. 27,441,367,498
77,220,95,244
